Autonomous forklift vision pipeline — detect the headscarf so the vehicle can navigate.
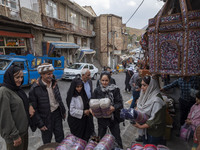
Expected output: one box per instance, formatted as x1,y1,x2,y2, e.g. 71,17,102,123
66,78,89,109
137,77,165,118
1,65,29,119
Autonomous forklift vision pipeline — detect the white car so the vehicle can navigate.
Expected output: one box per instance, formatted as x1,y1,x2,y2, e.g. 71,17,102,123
62,63,99,80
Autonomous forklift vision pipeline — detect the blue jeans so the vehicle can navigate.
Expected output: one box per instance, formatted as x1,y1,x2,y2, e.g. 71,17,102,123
130,90,140,108
143,135,166,146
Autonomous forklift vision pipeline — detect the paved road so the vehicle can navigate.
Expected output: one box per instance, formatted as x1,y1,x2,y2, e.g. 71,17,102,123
0,72,134,150
0,73,192,149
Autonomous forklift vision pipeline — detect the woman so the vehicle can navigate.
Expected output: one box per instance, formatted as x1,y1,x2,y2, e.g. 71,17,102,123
0,65,29,150
66,78,93,141
134,75,166,145
91,72,124,148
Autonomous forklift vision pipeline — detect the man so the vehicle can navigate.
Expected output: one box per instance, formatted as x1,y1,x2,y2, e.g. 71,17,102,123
81,68,93,99
29,63,66,144
96,67,116,87
81,68,95,136
161,76,200,126
129,69,141,108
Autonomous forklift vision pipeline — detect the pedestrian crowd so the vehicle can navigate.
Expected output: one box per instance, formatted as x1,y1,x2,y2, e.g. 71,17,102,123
0,63,200,150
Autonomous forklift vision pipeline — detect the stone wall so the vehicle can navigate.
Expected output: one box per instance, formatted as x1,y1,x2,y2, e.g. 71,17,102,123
31,29,43,56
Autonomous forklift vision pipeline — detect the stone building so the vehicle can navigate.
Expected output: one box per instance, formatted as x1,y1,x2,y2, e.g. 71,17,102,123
94,14,128,68
0,0,96,66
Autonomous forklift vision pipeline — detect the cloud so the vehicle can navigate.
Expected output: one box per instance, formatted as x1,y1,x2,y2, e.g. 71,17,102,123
127,1,136,7
73,0,164,29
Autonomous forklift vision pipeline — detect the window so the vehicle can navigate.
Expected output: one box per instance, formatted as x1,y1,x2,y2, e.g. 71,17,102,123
44,59,52,64
6,38,18,46
83,65,88,69
89,65,94,70
70,11,78,25
13,61,24,70
0,59,11,70
81,16,87,29
46,0,57,18
54,60,61,67
0,0,18,10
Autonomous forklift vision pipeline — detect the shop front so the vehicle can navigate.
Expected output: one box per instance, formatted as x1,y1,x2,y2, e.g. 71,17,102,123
42,41,79,67
0,31,34,55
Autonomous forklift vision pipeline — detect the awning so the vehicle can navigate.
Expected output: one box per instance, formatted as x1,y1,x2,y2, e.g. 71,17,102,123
78,49,96,61
0,30,34,38
42,41,79,56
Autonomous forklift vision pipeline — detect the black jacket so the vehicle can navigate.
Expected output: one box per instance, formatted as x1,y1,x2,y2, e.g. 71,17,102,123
92,86,123,123
29,78,66,129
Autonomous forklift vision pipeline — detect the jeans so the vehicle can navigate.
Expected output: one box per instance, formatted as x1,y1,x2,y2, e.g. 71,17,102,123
130,90,140,108
143,134,166,146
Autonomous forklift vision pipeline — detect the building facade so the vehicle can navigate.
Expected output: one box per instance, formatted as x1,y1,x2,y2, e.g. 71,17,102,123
94,14,128,68
0,0,96,66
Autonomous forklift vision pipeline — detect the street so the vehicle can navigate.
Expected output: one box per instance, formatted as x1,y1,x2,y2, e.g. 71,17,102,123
0,72,134,150
0,72,193,150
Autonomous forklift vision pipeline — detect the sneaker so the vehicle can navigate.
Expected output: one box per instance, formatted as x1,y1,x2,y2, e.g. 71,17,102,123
135,135,143,142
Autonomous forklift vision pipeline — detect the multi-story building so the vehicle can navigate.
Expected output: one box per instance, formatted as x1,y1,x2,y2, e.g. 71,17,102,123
94,14,128,68
0,0,96,66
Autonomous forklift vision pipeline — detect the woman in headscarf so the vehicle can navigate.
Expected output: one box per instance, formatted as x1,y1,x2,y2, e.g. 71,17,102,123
91,72,124,148
133,75,166,145
0,65,30,150
66,78,93,141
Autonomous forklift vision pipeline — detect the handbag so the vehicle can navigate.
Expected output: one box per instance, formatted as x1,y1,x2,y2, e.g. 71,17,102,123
147,0,200,76
180,123,193,141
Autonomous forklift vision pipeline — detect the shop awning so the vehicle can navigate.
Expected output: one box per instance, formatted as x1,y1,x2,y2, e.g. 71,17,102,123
42,41,79,56
0,31,34,38
78,49,96,61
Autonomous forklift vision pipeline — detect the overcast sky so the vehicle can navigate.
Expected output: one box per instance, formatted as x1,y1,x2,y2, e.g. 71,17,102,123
72,0,165,29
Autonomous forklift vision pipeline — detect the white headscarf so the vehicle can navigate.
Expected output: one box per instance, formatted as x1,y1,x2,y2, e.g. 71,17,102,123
137,77,165,119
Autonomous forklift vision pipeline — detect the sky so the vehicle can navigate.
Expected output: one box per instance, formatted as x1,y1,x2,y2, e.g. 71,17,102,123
72,0,165,29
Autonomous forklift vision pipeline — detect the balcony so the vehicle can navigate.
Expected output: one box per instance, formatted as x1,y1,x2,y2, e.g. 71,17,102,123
41,14,72,32
71,24,94,37
41,15,95,37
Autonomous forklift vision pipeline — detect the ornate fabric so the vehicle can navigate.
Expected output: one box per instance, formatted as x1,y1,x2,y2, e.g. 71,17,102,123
147,0,200,76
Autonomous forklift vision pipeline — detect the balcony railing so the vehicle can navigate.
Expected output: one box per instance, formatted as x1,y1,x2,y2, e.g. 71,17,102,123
42,15,94,36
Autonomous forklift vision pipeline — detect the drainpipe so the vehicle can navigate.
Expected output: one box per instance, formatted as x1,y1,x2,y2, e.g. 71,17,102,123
107,16,110,67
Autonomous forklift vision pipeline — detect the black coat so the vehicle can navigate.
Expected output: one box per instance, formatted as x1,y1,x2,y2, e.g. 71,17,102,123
29,78,66,129
92,86,123,123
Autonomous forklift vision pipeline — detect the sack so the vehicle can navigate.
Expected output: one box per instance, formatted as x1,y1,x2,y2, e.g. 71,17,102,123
131,143,144,150
147,0,200,76
94,134,115,150
180,123,192,141
100,98,112,118
157,145,170,150
89,99,102,118
143,144,157,150
56,134,87,150
85,140,98,150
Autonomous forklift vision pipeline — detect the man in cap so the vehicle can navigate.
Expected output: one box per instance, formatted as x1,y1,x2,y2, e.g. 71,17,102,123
29,63,66,144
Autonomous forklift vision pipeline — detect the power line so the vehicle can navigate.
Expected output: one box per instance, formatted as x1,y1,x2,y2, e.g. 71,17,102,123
126,0,145,24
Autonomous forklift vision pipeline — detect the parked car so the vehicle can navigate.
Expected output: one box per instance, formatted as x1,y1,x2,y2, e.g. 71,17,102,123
0,53,65,86
62,63,98,80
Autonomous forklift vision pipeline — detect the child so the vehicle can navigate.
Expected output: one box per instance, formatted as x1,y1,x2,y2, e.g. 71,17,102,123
185,91,200,150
